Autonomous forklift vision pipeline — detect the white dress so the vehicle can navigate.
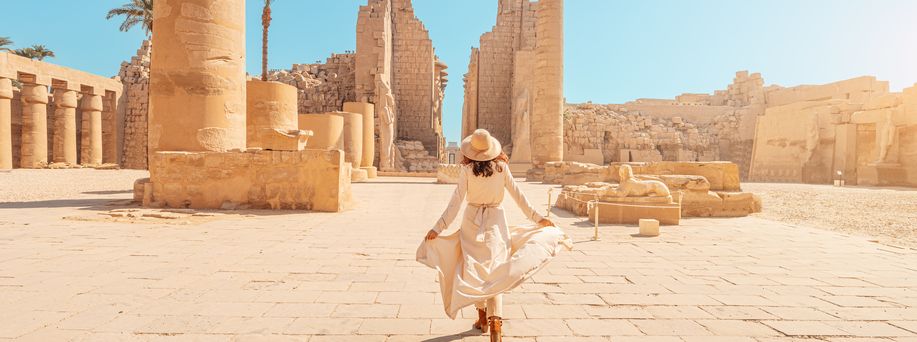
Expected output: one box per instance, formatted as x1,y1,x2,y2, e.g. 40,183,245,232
416,162,572,319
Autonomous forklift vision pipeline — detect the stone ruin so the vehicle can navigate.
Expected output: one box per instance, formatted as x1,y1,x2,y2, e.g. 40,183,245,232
135,0,351,212
258,0,449,173
560,71,763,180
461,0,565,176
561,71,917,187
0,51,123,170
118,40,151,170
750,77,917,187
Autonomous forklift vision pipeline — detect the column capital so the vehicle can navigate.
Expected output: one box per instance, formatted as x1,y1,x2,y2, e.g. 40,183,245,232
81,92,104,112
20,83,49,104
53,88,79,109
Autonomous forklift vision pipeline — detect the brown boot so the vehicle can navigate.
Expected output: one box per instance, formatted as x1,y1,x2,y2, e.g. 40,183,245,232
473,308,488,333
489,316,503,342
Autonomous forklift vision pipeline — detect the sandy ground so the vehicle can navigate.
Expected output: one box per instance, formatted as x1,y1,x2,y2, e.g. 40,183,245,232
1,170,915,248
745,182,917,248
0,169,149,203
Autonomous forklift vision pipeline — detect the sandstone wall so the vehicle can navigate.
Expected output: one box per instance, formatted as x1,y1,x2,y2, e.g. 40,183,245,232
392,0,439,156
749,76,892,184
470,0,537,145
563,103,730,165
118,40,151,169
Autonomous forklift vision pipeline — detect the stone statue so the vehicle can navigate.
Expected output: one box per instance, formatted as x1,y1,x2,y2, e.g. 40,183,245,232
611,164,671,198
509,88,532,164
876,111,898,163
376,74,397,171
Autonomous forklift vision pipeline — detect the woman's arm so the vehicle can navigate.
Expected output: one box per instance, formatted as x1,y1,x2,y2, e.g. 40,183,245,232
431,166,468,234
503,164,547,223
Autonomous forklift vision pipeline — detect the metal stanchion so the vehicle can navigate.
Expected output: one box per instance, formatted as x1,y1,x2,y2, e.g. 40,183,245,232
590,194,600,241
546,188,554,218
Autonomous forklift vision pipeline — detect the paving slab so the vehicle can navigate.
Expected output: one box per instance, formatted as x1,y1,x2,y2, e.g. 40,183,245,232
0,171,915,340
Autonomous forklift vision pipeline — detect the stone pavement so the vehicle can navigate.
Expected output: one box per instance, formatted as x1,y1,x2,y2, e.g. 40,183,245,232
1,173,916,341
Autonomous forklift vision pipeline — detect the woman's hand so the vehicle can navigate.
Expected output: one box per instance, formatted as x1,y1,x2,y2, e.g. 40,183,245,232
425,230,439,240
538,218,555,227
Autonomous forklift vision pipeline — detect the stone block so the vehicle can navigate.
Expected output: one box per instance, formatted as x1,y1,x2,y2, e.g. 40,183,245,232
639,219,660,237
145,150,350,212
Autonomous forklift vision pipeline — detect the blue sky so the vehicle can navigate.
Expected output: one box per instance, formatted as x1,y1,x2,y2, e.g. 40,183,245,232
2,0,917,142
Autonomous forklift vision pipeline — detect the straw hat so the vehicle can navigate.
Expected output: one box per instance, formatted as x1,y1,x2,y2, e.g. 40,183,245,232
461,129,503,162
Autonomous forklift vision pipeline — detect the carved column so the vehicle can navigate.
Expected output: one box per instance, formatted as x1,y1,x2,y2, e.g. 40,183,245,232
52,89,78,164
81,93,103,165
19,82,49,168
149,0,247,153
531,0,564,170
102,93,118,164
0,78,12,169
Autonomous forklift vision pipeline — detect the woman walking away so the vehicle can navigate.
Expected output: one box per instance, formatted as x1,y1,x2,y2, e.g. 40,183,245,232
417,129,572,341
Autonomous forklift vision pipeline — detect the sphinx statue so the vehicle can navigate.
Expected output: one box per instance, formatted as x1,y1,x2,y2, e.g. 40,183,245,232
610,164,671,198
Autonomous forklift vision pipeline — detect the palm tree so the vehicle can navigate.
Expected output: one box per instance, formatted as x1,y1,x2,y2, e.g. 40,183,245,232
30,45,55,61
0,37,13,52
106,0,154,36
14,45,55,61
13,47,36,59
261,0,275,82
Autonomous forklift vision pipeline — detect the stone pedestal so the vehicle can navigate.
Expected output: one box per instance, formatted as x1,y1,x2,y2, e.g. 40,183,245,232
0,78,12,169
299,113,344,150
332,112,364,169
586,197,681,226
81,94,103,166
19,83,49,168
361,166,378,179
246,80,310,151
52,89,78,164
149,0,247,153
141,150,351,212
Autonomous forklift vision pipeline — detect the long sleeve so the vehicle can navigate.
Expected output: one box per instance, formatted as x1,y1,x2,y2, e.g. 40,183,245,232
503,164,545,223
433,166,467,233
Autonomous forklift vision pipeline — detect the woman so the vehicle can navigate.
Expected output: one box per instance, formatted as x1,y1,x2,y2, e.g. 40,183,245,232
417,129,572,341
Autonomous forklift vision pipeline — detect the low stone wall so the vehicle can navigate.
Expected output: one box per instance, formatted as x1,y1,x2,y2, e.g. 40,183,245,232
542,161,742,191
139,149,351,212
436,164,461,184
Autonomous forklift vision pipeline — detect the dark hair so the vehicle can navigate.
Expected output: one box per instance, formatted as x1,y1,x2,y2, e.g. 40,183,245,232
461,152,509,177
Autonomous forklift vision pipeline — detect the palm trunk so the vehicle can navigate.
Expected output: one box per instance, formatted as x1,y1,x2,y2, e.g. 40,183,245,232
261,6,271,82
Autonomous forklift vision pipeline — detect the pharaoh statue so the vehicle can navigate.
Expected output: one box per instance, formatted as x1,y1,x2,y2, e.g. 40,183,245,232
509,88,532,164
876,111,899,164
376,74,398,171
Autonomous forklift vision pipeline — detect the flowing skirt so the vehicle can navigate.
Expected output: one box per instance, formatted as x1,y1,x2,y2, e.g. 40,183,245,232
416,205,573,319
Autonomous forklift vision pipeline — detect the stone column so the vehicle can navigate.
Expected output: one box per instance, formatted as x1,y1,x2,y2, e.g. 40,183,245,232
52,89,78,164
149,0,247,153
19,83,49,168
102,93,118,164
343,102,376,168
81,93,103,165
0,78,12,169
531,0,564,170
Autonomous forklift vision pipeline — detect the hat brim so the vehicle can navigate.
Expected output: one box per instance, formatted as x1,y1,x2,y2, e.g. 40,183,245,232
461,134,503,162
